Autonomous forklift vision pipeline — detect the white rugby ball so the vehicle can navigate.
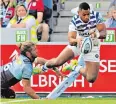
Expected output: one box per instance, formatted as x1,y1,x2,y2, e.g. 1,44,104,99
80,37,92,54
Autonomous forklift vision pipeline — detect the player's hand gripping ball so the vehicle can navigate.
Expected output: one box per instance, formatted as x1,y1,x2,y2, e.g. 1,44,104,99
80,37,92,54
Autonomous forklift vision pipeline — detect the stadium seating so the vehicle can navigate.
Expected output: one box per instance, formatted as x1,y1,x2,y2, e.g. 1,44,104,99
50,0,111,42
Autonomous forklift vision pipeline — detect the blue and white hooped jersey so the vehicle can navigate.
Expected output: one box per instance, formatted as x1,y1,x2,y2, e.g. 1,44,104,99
69,11,103,37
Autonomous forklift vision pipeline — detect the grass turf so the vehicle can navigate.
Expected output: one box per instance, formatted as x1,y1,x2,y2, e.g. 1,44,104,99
1,98,116,104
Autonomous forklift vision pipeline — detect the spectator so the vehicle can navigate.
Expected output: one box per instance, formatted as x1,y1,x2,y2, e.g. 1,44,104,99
43,0,52,21
105,6,116,28
108,0,116,11
60,0,65,10
7,4,36,28
0,0,15,27
43,0,53,35
15,0,28,7
106,10,112,19
53,0,58,11
28,0,49,42
106,0,116,19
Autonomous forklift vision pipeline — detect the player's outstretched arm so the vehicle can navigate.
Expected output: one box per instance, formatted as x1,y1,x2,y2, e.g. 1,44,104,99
22,79,40,99
34,57,48,65
33,58,65,77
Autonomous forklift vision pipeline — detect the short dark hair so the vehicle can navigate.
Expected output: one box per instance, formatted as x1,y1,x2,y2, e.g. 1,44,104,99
79,2,90,10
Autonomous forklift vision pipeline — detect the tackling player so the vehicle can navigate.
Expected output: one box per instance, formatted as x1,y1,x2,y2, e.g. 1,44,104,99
0,41,63,98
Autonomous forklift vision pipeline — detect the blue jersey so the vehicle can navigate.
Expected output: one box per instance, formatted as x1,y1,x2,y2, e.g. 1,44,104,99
69,11,103,37
2,55,33,80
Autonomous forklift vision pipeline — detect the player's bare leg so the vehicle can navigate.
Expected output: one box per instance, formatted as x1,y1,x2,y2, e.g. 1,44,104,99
79,61,99,83
62,56,100,83
45,46,75,68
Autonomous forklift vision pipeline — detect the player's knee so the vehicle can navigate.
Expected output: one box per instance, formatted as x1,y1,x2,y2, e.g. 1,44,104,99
86,76,97,83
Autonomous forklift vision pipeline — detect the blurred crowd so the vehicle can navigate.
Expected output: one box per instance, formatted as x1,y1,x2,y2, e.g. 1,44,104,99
0,0,116,42
0,0,65,42
105,0,116,28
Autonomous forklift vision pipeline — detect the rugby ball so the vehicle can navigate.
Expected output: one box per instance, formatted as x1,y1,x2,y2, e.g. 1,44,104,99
80,37,92,54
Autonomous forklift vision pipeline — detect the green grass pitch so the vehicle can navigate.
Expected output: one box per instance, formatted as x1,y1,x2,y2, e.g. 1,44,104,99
1,98,116,104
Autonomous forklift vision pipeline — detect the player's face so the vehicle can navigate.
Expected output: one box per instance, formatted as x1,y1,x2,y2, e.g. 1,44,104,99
30,46,38,58
79,9,90,23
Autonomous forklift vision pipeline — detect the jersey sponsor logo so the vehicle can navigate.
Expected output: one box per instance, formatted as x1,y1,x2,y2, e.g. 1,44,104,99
77,25,84,30
23,59,31,64
95,54,99,58
80,32,90,37
3,62,13,71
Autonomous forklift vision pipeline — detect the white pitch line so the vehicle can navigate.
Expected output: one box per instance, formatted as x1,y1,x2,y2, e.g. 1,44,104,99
1,99,34,104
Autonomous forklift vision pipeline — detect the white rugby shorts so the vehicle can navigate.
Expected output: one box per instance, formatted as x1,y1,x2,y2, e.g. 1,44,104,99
67,45,100,62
